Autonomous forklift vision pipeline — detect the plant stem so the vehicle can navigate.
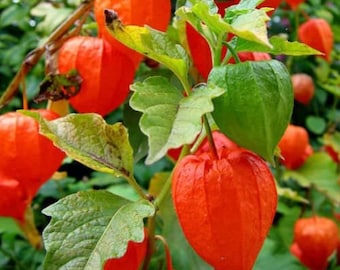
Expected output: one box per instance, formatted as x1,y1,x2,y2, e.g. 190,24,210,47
179,75,192,97
286,7,301,73
224,41,241,63
123,174,149,200
203,114,218,159
142,213,157,270
212,33,226,67
274,155,283,180
144,144,190,268
16,206,42,250
154,235,173,270
21,78,28,110
293,6,300,42
0,0,94,108
155,144,190,208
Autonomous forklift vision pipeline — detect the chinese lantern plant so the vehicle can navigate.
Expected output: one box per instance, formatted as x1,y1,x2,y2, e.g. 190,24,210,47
298,18,334,62
290,216,339,270
0,109,65,247
8,0,326,269
94,0,171,67
185,0,280,80
58,35,135,116
172,147,278,269
209,60,293,163
278,124,313,170
291,73,315,105
0,109,65,221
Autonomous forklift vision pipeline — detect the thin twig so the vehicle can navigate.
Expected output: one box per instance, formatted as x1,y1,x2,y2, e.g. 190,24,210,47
0,0,94,108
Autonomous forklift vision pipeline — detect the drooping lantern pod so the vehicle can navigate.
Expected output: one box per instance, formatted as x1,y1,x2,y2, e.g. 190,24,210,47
278,124,313,170
291,73,315,105
298,18,334,62
172,147,278,269
94,0,171,68
57,36,136,116
290,216,339,270
0,110,65,221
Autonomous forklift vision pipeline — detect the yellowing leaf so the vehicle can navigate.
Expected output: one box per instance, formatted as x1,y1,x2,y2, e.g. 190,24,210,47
22,111,134,178
105,10,190,86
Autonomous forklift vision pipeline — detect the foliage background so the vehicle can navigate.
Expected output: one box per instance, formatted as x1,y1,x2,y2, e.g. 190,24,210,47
0,0,339,269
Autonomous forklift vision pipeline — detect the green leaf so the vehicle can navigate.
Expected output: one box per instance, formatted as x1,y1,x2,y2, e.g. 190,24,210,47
255,205,304,270
277,187,309,204
30,3,72,34
0,5,23,27
105,13,190,87
254,239,304,270
282,170,311,188
189,0,218,13
270,204,301,249
0,217,22,235
130,76,224,164
224,0,261,21
283,153,340,204
123,104,148,162
42,190,155,270
209,60,293,163
235,36,323,56
228,9,271,47
21,111,133,178
323,132,340,153
178,2,271,47
320,83,340,96
297,153,340,203
306,116,326,135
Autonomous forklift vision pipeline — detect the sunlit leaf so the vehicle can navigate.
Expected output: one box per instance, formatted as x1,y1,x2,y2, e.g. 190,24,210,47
105,11,190,86
177,2,271,47
130,76,224,164
277,187,309,204
320,83,340,96
30,3,72,34
283,153,340,204
235,36,323,56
